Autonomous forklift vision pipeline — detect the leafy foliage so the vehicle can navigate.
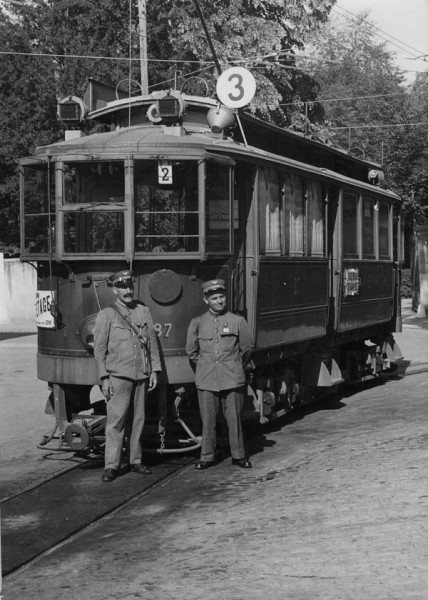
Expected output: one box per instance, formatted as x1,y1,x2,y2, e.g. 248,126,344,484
400,268,412,299
0,0,337,248
302,11,407,163
0,14,60,246
387,73,428,223
302,10,428,270
147,0,336,124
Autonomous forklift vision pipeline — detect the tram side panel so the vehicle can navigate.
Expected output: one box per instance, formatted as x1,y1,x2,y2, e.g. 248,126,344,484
255,258,329,349
337,260,395,331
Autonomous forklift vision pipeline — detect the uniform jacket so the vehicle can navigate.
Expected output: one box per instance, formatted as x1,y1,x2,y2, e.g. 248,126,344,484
186,310,254,392
94,300,161,381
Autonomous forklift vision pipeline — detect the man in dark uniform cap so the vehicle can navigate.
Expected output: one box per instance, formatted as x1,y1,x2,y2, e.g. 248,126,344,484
94,269,161,482
186,279,254,469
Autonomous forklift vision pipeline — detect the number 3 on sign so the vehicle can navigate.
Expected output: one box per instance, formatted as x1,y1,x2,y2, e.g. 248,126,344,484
158,160,173,185
216,67,256,109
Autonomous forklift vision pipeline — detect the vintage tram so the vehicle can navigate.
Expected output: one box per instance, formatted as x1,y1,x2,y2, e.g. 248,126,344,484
20,78,403,453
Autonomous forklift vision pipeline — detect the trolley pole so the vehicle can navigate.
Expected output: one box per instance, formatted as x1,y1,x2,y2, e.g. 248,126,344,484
138,0,149,94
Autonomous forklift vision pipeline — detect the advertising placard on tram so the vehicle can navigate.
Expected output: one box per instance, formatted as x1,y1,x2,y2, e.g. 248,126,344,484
35,290,56,329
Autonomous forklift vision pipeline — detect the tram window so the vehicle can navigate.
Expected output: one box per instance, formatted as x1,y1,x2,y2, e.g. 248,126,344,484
206,162,231,253
259,167,281,255
22,164,55,254
343,192,359,258
64,212,124,253
306,180,324,257
63,162,124,204
283,173,305,256
379,202,391,259
134,160,198,252
362,197,376,259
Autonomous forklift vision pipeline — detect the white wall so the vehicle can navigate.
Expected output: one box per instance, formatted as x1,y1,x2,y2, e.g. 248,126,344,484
0,254,37,331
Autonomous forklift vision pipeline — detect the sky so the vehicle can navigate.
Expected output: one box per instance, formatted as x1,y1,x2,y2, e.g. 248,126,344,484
334,0,428,81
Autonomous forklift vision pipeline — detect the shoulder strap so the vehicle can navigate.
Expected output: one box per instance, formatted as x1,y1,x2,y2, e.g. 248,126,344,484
112,304,151,372
112,304,148,347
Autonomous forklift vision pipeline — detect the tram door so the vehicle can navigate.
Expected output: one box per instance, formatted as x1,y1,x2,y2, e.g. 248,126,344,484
327,185,342,332
232,162,258,328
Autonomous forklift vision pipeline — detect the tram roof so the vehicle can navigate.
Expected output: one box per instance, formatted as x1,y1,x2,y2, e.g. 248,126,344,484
32,123,217,157
27,86,398,199
28,122,399,201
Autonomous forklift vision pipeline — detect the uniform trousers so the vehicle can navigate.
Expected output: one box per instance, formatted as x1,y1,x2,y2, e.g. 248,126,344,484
198,387,245,463
105,375,148,470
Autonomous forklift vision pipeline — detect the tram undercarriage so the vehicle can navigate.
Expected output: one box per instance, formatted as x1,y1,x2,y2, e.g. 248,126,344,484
38,332,402,455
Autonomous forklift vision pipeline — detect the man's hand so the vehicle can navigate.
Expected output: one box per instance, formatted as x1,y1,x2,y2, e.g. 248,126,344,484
101,377,113,402
148,371,158,392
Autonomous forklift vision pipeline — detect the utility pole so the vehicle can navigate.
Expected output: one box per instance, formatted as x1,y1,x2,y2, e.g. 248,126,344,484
138,0,149,94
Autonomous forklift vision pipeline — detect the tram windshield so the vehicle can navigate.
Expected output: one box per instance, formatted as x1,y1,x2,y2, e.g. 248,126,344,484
22,163,55,255
22,157,233,257
62,161,125,254
134,160,199,252
63,162,125,204
63,212,125,253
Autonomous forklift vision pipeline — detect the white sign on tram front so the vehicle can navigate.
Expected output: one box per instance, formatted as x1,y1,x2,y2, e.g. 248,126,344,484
35,290,56,329
158,160,173,185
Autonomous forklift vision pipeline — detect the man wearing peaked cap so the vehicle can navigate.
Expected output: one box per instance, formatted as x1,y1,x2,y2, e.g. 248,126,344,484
110,270,134,286
201,279,226,295
94,269,162,482
186,279,254,470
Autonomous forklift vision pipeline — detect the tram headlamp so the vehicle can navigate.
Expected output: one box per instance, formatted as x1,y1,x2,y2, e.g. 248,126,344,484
156,92,185,123
57,95,87,126
77,314,98,353
207,104,235,134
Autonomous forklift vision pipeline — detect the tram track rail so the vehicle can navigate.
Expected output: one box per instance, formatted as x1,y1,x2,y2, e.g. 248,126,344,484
2,453,195,578
3,361,426,580
1,454,91,506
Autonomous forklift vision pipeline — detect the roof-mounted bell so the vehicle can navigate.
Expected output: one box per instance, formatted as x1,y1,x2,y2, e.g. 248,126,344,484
368,169,384,186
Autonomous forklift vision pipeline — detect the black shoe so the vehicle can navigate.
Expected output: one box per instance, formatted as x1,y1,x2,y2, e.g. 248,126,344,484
102,468,117,482
232,458,252,469
130,464,152,474
195,461,214,470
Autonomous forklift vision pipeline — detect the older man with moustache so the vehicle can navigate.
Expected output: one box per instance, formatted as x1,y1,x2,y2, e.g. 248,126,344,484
94,270,161,482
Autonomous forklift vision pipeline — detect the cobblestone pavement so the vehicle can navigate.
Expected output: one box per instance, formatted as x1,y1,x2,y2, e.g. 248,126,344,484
4,369,428,600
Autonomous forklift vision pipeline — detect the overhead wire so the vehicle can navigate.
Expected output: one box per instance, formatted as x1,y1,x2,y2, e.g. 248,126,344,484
278,91,406,109
1,4,426,102
332,5,426,61
329,121,428,131
0,49,215,64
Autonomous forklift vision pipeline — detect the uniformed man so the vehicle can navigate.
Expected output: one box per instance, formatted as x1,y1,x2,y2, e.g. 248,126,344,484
186,279,254,469
94,270,161,482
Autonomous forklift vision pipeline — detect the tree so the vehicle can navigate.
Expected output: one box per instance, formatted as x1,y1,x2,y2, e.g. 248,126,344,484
0,13,61,249
0,0,143,248
303,10,428,292
0,0,337,248
147,0,336,125
302,11,408,165
387,73,428,222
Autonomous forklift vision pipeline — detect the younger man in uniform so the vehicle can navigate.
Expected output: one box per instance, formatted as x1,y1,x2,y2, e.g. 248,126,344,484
186,279,254,469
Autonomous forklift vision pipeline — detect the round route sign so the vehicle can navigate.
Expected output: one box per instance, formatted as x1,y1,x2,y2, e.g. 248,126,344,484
216,67,256,109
